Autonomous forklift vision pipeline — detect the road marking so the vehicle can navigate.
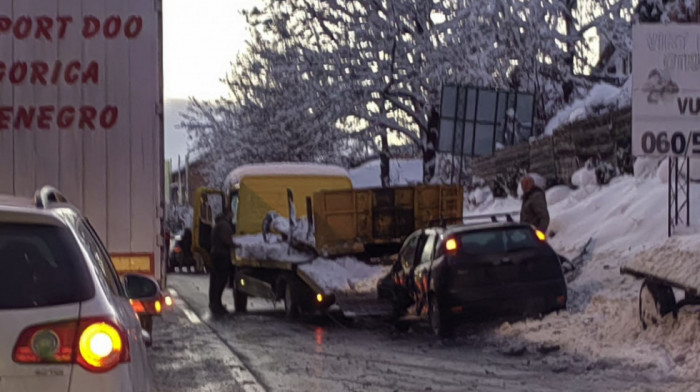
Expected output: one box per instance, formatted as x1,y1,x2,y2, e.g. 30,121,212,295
170,288,202,324
169,287,266,392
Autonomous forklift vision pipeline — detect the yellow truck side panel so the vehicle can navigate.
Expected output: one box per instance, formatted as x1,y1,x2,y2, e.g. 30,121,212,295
236,176,352,235
314,185,463,256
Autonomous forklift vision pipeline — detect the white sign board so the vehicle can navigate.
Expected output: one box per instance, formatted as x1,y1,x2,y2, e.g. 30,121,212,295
632,24,700,157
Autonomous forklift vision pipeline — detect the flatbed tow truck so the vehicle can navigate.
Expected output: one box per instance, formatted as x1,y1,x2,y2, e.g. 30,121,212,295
189,163,463,318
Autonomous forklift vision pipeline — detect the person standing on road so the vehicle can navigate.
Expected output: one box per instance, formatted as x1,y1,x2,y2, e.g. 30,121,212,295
209,209,236,315
520,175,550,233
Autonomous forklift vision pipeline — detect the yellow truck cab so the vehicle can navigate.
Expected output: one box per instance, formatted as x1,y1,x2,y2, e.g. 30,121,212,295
191,163,353,270
225,163,353,236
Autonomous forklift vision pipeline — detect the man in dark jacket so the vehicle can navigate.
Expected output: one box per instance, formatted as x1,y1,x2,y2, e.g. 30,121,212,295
209,209,237,315
520,175,550,233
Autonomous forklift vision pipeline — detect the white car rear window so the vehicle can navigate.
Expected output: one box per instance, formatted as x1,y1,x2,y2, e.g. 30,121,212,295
0,223,94,309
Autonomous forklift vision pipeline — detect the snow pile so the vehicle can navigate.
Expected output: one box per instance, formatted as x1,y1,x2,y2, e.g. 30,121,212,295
545,185,572,205
571,166,598,189
545,83,625,136
466,186,492,208
232,234,390,295
480,174,700,378
234,235,314,264
350,159,423,188
464,193,520,216
267,213,316,248
623,237,700,291
298,258,391,295
547,176,669,255
634,157,663,179
225,162,350,187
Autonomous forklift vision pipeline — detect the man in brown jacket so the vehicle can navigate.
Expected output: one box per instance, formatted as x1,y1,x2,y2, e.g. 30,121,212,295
520,175,550,233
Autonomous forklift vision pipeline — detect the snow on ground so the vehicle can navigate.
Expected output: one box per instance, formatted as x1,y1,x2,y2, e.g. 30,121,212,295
545,83,626,136
298,258,391,295
475,172,700,378
350,159,423,188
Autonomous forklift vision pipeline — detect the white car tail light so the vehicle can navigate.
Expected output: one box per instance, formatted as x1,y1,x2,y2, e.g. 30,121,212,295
13,317,130,373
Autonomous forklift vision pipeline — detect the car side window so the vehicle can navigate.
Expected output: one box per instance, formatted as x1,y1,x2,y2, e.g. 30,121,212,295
419,234,436,265
76,219,125,297
399,232,421,272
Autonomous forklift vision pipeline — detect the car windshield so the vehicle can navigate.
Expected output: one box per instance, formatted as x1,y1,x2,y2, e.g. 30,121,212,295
0,223,95,309
458,227,540,255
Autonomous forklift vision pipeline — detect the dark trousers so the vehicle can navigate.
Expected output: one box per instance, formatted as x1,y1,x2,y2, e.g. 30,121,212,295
208,254,232,310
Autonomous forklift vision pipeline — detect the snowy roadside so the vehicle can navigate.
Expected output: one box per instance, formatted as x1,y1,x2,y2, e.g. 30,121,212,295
470,170,700,379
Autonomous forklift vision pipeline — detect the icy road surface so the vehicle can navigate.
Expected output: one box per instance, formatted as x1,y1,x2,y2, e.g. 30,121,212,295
149,274,698,392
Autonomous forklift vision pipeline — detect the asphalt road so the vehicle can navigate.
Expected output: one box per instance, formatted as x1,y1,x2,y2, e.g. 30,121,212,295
148,273,698,392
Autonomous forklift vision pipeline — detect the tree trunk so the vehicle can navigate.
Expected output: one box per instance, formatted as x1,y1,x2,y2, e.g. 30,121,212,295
423,106,440,184
380,133,390,188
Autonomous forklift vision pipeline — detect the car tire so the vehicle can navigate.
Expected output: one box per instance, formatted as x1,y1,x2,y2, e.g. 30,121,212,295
283,279,301,319
140,315,153,347
429,295,453,338
639,281,676,329
394,320,410,332
234,286,248,313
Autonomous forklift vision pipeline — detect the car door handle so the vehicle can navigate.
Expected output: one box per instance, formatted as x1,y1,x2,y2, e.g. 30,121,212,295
500,257,512,264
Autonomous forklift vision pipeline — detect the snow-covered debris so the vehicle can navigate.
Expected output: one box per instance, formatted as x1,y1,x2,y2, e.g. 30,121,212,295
350,159,423,188
545,83,625,136
234,235,314,264
467,186,491,207
623,236,700,292
233,234,390,295
571,166,598,189
267,212,315,248
298,258,390,295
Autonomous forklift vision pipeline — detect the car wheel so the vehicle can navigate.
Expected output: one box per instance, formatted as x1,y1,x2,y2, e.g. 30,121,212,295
234,286,248,313
140,315,153,347
429,295,453,338
394,320,410,332
167,259,174,273
639,281,676,329
284,279,300,319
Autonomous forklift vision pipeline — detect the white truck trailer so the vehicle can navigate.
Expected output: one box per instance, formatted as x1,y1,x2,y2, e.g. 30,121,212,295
0,1,166,331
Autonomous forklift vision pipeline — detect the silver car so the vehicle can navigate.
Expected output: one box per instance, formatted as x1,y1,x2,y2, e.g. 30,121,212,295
0,187,154,392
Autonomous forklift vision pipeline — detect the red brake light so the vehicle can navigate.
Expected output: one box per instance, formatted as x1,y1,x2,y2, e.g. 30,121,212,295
13,320,78,364
13,317,130,373
173,246,181,253
130,299,146,314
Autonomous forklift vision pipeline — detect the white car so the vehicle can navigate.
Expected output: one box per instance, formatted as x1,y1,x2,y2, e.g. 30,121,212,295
0,187,154,392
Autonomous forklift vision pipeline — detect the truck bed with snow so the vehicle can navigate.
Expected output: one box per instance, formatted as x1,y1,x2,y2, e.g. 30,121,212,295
233,234,392,317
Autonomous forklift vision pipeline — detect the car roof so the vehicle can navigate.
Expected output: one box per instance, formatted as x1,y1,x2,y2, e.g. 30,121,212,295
0,194,81,227
423,221,531,237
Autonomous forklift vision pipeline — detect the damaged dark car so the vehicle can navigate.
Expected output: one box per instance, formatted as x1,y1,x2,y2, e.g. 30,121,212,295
383,221,568,337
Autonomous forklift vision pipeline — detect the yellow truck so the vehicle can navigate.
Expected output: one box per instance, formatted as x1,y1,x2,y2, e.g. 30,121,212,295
190,163,463,317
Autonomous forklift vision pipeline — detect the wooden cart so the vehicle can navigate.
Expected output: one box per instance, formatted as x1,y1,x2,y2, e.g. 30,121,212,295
621,258,700,329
